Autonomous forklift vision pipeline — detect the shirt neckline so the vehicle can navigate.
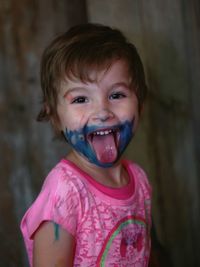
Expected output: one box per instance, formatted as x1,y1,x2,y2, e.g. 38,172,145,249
60,158,135,200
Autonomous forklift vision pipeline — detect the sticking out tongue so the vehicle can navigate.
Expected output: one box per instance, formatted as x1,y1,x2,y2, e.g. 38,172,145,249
91,133,118,163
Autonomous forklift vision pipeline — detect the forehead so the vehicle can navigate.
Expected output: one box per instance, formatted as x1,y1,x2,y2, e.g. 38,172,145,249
91,59,130,83
60,59,131,89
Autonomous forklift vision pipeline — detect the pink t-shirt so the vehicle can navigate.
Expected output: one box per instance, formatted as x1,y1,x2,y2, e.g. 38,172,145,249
21,159,152,267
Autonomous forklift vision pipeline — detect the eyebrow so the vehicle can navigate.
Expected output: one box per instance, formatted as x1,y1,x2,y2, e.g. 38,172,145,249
63,81,131,98
110,82,130,90
63,87,87,98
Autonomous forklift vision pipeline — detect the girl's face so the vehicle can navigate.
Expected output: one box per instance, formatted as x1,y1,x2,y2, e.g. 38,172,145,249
57,60,139,168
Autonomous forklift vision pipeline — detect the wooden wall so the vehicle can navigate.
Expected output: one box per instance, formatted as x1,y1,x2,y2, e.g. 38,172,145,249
87,1,200,266
0,1,87,266
0,0,199,266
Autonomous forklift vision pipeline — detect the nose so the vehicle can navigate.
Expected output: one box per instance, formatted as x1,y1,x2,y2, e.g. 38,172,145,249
91,100,114,123
95,109,114,122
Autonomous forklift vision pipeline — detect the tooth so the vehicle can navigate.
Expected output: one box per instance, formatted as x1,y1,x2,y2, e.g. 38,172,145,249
93,129,114,136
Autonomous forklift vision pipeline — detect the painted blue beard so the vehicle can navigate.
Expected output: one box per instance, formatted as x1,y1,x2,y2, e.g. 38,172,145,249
63,120,134,168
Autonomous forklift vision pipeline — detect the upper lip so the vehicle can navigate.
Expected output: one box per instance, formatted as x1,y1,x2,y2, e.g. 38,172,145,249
87,126,120,141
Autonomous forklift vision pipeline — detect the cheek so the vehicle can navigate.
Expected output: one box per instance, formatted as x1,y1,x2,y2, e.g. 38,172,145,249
121,108,139,134
118,105,138,123
60,112,88,132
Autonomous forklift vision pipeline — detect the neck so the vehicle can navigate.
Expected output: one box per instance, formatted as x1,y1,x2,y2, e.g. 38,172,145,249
66,150,129,188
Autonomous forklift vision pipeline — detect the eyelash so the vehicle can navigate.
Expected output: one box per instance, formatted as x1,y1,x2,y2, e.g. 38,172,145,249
71,96,88,104
71,92,127,104
109,92,127,100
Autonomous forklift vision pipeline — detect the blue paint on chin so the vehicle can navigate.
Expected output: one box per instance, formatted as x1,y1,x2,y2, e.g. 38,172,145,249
63,120,134,168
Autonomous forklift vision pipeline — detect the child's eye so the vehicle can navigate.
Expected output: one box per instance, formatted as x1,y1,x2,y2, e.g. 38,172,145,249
109,92,126,100
71,96,88,104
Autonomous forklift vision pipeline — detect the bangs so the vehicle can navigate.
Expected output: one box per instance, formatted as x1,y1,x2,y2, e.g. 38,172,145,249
59,40,131,83
63,58,116,83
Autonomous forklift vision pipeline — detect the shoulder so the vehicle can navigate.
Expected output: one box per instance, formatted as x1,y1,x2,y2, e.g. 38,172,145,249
39,160,89,203
21,160,87,238
124,159,152,197
42,160,83,189
124,160,152,227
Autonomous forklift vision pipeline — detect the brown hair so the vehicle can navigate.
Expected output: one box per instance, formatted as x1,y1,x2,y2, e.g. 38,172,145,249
37,23,148,135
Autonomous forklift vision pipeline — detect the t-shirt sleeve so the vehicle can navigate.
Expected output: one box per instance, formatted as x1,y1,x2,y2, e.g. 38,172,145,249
21,166,81,242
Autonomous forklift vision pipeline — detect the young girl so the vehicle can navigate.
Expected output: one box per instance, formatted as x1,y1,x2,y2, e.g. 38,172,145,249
21,23,152,267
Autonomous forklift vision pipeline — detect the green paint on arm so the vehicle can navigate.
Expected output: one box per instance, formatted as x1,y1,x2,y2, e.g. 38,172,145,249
54,223,60,241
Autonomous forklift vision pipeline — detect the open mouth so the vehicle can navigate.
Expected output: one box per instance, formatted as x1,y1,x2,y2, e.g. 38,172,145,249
87,127,120,163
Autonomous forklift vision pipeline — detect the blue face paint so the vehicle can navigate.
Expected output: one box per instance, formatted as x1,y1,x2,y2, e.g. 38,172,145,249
64,119,134,168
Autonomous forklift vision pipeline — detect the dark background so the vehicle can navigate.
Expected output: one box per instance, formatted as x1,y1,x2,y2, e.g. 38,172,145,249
0,1,200,266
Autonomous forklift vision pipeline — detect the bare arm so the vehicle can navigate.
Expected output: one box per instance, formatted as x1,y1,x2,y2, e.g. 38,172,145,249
33,221,75,267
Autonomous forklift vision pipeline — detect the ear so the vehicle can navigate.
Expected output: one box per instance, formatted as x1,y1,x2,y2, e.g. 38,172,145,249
44,102,50,115
50,115,62,135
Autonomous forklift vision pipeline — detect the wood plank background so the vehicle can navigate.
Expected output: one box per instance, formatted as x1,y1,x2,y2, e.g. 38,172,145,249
0,0,199,266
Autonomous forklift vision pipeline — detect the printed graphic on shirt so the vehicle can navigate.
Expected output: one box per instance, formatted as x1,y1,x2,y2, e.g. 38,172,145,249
97,215,148,267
